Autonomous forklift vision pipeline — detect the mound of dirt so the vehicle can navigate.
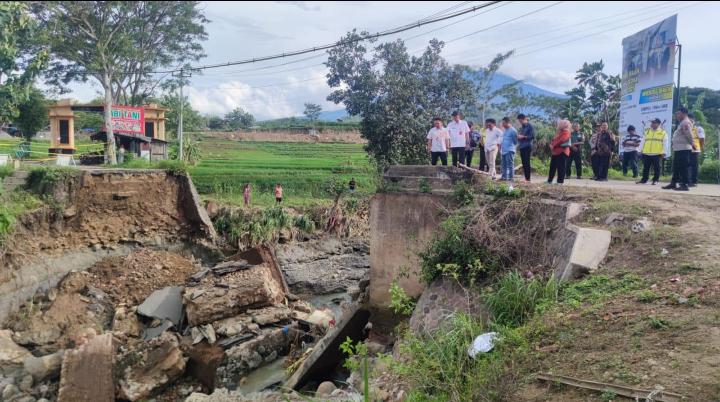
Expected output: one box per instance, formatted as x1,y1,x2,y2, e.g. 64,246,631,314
85,249,199,306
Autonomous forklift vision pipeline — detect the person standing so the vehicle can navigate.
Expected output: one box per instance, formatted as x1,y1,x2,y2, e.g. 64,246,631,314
500,117,518,181
348,178,356,193
589,130,599,180
478,125,488,172
466,121,481,167
688,113,705,187
243,184,251,207
566,123,584,179
275,183,284,203
118,145,126,164
547,119,572,184
516,113,535,182
637,118,667,185
595,122,616,182
621,125,641,178
663,107,696,191
483,118,504,179
427,117,450,166
447,111,470,167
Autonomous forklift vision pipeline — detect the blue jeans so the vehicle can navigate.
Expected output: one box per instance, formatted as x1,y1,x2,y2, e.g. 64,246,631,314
501,152,515,180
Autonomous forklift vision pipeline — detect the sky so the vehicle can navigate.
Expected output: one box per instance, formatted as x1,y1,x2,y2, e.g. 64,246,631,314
64,1,720,120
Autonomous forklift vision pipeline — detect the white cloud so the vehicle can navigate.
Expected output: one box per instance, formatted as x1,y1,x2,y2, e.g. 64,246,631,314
275,1,321,12
517,69,577,94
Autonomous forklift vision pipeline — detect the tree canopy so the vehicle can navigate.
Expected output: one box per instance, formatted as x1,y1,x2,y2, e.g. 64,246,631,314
303,103,322,124
16,88,49,140
225,108,255,130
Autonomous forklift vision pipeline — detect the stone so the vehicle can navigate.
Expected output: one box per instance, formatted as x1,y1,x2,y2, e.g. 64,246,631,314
409,278,489,334
0,330,33,377
142,320,175,340
555,225,612,280
315,381,337,397
57,333,114,402
205,201,219,219
23,350,64,382
605,212,625,225
187,342,225,390
365,341,386,357
117,332,187,401
2,384,20,400
184,264,285,327
216,327,293,388
248,305,292,326
137,286,184,327
631,218,653,233
18,374,33,392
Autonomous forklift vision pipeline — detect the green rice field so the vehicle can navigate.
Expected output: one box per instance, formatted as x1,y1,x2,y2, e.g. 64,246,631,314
189,136,376,206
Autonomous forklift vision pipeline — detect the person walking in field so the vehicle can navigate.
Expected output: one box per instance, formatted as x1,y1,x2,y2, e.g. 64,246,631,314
547,119,572,185
500,117,518,182
566,122,584,179
663,107,696,191
637,118,667,185
447,111,470,167
243,184,251,207
275,183,283,203
621,125,641,178
483,118,504,180
427,117,450,166
516,114,535,182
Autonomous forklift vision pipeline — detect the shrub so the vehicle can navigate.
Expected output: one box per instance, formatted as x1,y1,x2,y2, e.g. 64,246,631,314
698,160,719,184
293,214,316,233
389,281,416,316
483,272,559,327
452,182,475,206
26,167,77,194
0,165,14,180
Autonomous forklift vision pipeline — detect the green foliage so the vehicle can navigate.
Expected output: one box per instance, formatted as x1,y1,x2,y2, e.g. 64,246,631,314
0,2,49,124
325,32,477,168
483,272,559,327
699,160,719,183
303,103,322,124
396,314,530,402
561,60,621,131
559,273,644,308
293,214,315,233
0,191,42,241
0,165,14,180
339,337,370,402
418,178,431,193
635,289,660,303
389,281,416,316
16,87,49,140
419,214,500,286
207,115,227,130
224,107,255,130
160,93,205,137
452,182,475,206
648,316,671,330
26,166,77,195
213,205,315,247
482,181,522,198
600,391,618,402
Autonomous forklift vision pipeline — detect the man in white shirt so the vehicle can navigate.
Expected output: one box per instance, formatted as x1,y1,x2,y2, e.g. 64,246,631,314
447,110,470,167
483,118,504,179
427,117,450,166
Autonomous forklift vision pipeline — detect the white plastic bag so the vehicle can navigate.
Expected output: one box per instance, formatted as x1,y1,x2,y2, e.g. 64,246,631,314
468,332,498,358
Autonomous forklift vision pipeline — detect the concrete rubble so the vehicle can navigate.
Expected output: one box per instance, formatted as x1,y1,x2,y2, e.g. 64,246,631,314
57,333,114,402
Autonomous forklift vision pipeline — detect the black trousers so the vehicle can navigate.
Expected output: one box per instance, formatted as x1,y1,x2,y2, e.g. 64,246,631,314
478,146,488,171
641,154,661,183
622,151,638,177
591,154,599,179
689,152,699,184
519,147,532,180
548,153,568,184
566,148,582,178
596,155,611,180
451,147,465,167
465,149,475,167
670,150,691,186
431,151,448,166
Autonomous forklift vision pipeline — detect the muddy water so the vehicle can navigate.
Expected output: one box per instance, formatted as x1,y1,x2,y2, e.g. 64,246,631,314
236,356,288,394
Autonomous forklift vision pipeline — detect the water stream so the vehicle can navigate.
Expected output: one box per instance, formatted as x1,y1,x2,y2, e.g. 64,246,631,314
236,356,289,394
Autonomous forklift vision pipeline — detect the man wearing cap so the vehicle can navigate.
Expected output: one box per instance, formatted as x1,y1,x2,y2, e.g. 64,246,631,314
662,107,695,191
621,125,642,178
637,118,667,185
447,111,470,167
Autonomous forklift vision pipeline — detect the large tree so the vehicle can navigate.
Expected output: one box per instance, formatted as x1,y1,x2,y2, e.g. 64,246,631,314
303,103,322,127
326,32,475,168
33,1,208,164
16,88,49,140
561,60,621,131
0,2,48,124
225,108,255,130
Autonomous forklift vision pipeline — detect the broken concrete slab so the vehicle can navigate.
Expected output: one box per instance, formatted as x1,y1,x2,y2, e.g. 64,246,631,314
57,333,114,402
143,320,175,340
137,286,184,327
23,350,64,382
184,265,285,327
210,260,255,275
0,330,33,378
117,332,187,401
216,327,294,388
556,225,612,281
248,305,293,326
187,342,225,390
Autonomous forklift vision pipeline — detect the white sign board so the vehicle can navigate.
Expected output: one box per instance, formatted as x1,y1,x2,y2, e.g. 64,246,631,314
620,15,677,157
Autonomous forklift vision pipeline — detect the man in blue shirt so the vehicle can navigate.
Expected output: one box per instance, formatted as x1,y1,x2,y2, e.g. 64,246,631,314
516,114,535,182
500,117,518,181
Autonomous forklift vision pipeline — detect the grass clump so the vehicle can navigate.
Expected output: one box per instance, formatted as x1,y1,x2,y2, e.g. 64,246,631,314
26,166,77,194
0,165,14,180
452,182,475,206
389,281,416,316
484,272,559,327
0,191,42,242
213,205,316,247
635,289,660,303
559,273,644,308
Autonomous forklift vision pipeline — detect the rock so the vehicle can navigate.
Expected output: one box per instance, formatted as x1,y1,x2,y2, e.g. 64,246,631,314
200,324,217,344
315,381,337,397
216,328,292,388
117,332,187,401
0,330,33,377
18,374,33,392
184,264,285,327
605,212,625,225
205,201,219,219
409,278,489,334
249,305,292,326
57,333,114,402
187,342,225,390
137,286,184,327
631,218,653,233
143,320,175,340
214,315,250,338
23,350,64,382
113,307,143,338
2,384,20,400
365,341,386,357
677,296,689,305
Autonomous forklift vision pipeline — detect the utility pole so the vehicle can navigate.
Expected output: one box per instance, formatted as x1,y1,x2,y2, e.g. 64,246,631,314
173,69,192,162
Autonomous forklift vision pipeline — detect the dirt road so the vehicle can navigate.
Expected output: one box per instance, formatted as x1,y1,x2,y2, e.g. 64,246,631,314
529,177,720,197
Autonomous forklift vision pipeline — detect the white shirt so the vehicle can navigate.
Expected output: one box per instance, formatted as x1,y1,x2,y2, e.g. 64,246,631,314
484,126,504,152
427,127,449,152
447,120,470,148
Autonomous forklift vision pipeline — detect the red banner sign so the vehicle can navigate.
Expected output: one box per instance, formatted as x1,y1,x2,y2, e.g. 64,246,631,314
108,106,145,136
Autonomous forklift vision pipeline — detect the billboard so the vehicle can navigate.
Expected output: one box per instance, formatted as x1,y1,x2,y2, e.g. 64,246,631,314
109,106,145,136
620,15,677,156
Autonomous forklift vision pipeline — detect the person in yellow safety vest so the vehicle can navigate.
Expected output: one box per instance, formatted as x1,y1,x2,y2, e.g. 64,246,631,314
688,113,705,187
637,118,667,185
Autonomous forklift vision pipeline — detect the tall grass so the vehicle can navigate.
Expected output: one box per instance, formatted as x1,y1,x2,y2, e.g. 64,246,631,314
483,272,559,327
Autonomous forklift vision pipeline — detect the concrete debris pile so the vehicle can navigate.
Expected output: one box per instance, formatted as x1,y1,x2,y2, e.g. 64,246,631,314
0,244,356,402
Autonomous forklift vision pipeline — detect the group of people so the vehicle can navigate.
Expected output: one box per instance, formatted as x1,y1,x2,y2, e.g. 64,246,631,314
426,107,706,191
242,183,284,207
